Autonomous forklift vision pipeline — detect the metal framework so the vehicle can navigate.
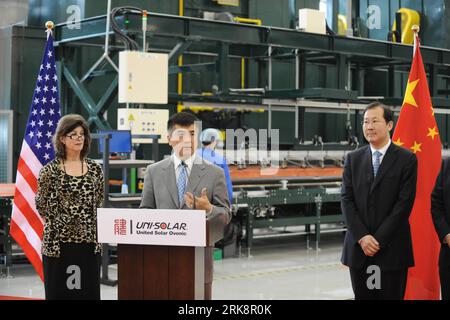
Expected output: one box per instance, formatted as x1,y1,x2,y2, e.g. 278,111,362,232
235,185,342,254
53,11,450,131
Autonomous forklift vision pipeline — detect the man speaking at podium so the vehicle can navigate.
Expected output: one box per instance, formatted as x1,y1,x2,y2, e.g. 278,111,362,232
140,111,231,299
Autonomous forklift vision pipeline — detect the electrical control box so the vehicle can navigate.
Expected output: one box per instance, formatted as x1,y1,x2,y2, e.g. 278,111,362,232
118,51,168,104
298,9,326,35
117,108,169,144
213,0,240,6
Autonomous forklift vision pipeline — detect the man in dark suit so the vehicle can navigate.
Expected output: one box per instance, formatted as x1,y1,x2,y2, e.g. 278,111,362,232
431,158,450,300
341,102,418,300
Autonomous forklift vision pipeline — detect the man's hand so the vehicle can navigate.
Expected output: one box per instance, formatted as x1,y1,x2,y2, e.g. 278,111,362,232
184,188,213,213
359,235,380,257
444,234,450,248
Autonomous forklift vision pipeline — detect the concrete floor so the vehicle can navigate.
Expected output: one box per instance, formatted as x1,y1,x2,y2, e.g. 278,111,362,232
0,232,353,300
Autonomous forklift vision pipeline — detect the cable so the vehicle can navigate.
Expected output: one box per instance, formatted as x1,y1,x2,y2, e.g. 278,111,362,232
110,6,141,50
110,6,145,51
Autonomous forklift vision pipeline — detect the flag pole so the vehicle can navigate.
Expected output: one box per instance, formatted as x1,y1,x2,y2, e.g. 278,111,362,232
412,25,420,54
45,21,54,39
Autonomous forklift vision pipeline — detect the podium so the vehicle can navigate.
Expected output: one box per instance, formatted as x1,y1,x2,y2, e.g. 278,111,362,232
97,208,227,300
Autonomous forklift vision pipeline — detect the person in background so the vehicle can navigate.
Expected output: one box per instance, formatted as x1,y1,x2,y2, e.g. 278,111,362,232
431,158,450,300
198,128,233,204
35,114,104,300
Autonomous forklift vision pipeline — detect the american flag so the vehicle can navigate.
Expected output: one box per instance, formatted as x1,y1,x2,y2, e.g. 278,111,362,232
9,32,61,281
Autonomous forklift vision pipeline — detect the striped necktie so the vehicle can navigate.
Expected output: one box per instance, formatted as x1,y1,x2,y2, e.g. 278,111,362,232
373,151,382,177
177,162,187,206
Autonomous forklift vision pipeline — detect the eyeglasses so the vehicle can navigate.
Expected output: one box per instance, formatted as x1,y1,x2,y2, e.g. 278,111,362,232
66,133,85,140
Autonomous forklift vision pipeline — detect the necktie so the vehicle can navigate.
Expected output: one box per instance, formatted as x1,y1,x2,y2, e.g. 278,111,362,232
373,151,382,177
177,162,187,206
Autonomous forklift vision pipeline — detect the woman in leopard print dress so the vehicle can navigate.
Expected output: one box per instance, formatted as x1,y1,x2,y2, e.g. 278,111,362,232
35,114,104,300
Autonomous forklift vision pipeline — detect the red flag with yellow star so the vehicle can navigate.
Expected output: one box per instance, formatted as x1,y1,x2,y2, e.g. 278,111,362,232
392,34,441,300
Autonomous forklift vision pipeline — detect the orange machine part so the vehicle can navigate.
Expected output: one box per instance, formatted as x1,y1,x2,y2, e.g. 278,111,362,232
229,165,343,180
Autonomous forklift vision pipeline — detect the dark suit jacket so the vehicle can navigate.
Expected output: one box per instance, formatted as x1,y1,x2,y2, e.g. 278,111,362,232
431,158,450,268
341,142,417,271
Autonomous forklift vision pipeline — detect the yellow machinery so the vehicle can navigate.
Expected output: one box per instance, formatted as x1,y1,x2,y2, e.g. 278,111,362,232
392,8,420,44
338,14,347,36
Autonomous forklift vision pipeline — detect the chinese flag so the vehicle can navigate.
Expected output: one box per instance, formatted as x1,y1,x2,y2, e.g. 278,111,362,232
392,34,441,299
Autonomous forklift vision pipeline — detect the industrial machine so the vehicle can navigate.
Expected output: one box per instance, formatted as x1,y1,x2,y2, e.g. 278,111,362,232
211,146,348,255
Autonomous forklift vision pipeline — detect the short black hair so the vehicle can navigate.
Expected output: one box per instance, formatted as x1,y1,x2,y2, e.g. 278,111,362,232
167,112,199,133
364,102,394,124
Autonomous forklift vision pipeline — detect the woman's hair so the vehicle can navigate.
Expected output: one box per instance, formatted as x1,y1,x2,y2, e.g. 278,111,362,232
53,114,91,160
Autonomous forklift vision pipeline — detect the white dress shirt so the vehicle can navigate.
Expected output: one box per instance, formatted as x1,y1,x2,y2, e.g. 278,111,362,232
172,153,213,214
173,153,196,188
370,139,391,166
